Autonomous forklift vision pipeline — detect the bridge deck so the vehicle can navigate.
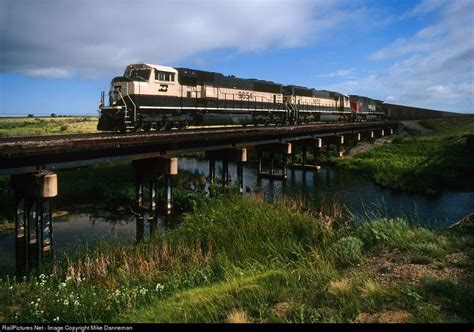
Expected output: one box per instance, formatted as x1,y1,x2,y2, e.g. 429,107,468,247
0,121,398,175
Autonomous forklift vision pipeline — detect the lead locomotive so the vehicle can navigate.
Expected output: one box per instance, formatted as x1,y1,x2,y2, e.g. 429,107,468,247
98,63,384,132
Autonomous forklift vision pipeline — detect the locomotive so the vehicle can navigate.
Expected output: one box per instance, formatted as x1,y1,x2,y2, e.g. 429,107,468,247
97,63,385,132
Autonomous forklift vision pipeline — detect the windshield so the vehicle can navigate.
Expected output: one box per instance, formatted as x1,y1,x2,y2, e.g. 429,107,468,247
125,69,151,81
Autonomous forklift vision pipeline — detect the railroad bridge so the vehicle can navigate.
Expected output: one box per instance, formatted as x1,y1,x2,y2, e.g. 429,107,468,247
0,121,399,274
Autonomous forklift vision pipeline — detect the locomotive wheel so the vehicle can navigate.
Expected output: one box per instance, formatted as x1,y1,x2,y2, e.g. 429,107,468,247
143,123,152,132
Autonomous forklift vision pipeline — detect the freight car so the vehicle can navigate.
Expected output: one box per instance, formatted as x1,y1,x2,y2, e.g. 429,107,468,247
97,63,383,132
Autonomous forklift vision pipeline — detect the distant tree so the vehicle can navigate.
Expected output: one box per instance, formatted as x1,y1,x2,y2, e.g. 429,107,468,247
51,113,57,117
27,114,34,118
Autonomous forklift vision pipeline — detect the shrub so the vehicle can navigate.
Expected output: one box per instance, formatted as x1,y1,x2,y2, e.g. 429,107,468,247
391,136,404,144
60,125,69,131
334,236,364,266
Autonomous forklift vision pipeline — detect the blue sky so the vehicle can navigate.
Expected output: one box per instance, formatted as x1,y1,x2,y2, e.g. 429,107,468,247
0,0,473,116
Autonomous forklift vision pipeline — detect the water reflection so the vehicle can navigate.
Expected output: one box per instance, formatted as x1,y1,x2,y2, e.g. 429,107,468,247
1,157,473,276
180,157,474,228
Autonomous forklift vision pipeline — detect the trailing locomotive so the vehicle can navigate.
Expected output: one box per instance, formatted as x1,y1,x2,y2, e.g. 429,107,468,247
349,95,385,121
97,63,384,132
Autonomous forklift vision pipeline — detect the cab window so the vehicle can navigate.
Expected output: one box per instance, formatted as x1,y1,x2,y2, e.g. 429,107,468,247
126,69,151,81
155,70,175,82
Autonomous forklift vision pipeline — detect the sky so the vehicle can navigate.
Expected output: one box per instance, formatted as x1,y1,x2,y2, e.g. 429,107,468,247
0,0,473,116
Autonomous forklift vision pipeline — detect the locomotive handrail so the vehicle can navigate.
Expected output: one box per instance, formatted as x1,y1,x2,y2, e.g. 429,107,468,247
125,83,137,122
115,85,137,123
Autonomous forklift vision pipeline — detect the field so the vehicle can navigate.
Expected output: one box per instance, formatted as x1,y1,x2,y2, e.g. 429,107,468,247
0,194,472,323
334,117,474,194
0,117,98,137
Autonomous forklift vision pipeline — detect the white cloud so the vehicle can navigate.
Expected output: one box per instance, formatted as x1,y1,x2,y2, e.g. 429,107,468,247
22,68,71,79
315,68,356,78
0,0,348,79
409,0,444,16
334,0,474,113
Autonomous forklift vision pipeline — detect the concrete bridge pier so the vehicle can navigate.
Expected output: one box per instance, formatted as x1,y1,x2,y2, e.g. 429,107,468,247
290,138,322,171
352,133,362,147
256,143,291,180
336,135,345,157
360,130,375,140
236,148,247,193
10,171,57,276
323,135,345,158
344,132,361,148
132,157,178,241
208,159,216,185
206,148,247,192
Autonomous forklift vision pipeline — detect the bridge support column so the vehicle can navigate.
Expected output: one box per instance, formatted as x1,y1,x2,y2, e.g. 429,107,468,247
132,157,178,241
353,133,361,147
135,177,145,242
237,148,247,193
222,158,229,188
290,138,322,171
205,148,247,192
209,160,216,185
164,174,173,215
256,143,291,180
302,146,307,166
11,171,57,276
336,135,345,158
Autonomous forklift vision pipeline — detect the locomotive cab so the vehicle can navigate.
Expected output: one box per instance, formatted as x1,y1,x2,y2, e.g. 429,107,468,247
98,64,180,132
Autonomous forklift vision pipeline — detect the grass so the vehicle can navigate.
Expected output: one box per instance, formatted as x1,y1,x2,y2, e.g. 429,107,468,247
0,194,472,323
0,117,98,137
333,117,474,194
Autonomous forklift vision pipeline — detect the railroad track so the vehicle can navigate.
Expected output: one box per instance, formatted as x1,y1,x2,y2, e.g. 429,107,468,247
0,122,393,147
0,121,399,175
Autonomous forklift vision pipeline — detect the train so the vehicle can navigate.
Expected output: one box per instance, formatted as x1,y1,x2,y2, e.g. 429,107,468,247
97,63,386,132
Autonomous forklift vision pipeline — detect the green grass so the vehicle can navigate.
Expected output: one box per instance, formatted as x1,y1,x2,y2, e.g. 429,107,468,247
334,117,474,194
1,194,472,323
0,117,98,137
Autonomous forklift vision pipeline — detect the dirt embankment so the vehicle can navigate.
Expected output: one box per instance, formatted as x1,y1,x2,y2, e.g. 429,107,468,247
343,120,431,157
